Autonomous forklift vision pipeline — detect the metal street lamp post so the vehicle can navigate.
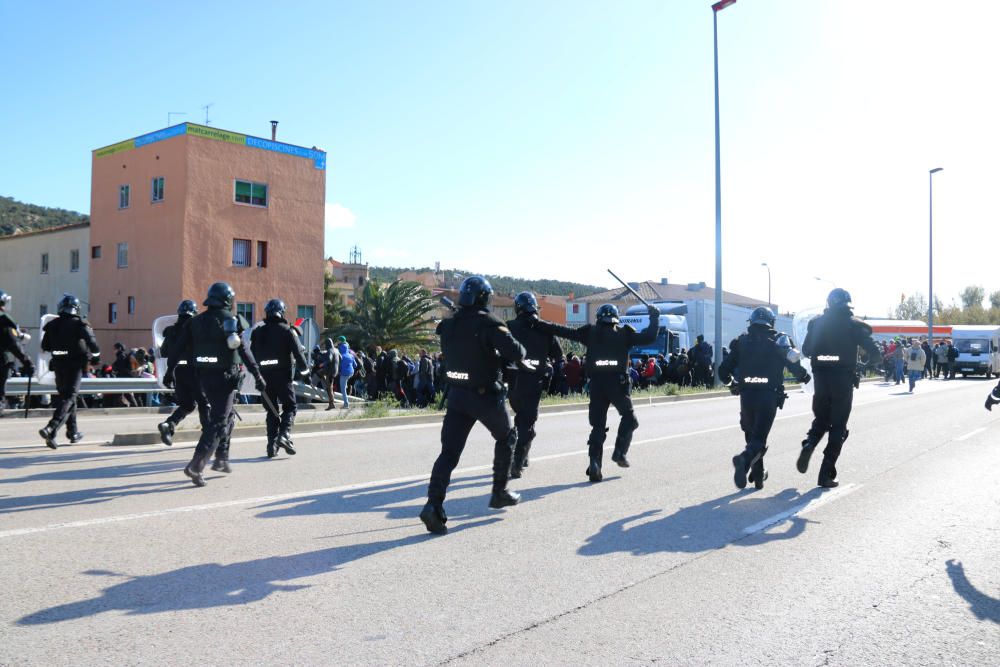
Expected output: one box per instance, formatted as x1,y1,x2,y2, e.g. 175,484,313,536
761,262,771,308
712,0,736,385
929,167,943,345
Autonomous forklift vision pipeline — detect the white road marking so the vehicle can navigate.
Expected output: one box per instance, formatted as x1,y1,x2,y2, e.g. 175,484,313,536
954,427,986,442
742,483,860,535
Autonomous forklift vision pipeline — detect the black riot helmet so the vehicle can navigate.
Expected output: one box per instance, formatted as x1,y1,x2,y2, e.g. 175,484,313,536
57,294,80,316
749,306,776,328
177,300,197,317
204,282,235,309
0,290,10,310
458,276,493,308
514,291,539,316
264,298,286,319
595,304,619,324
827,288,852,309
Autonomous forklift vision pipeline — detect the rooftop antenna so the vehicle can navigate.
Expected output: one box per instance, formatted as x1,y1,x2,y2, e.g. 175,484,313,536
202,103,214,125
167,111,187,127
349,245,363,264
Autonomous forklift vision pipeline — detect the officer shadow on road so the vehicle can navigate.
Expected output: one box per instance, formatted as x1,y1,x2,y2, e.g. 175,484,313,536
252,473,609,524
579,487,822,558
17,517,501,626
946,559,1000,624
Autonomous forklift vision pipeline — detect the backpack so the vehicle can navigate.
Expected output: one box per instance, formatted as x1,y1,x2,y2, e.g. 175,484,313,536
909,348,919,362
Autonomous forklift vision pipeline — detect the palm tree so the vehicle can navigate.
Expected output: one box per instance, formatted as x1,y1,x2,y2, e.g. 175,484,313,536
332,280,438,350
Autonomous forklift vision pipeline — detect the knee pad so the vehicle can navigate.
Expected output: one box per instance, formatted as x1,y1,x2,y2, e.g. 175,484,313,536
498,428,517,449
588,426,609,447
623,412,639,432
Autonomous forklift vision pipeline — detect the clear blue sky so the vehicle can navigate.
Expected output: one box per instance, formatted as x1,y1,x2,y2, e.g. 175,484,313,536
2,1,997,317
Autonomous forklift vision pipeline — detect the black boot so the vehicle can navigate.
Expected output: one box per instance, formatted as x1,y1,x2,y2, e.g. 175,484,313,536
67,431,84,444
818,459,839,488
509,462,523,479
796,438,817,474
586,458,603,483
489,487,521,509
211,459,232,473
419,501,448,535
184,463,206,487
277,431,296,455
611,448,630,468
266,439,276,459
521,440,532,468
39,424,58,450
749,460,768,490
158,421,175,447
732,452,749,489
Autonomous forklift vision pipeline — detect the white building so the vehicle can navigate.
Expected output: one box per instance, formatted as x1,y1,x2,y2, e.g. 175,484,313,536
0,223,91,358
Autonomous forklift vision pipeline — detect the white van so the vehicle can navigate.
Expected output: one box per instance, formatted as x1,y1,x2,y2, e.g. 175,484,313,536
950,325,1000,378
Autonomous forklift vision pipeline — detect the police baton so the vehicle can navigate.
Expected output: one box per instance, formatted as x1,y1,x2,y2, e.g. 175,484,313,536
439,296,458,313
23,375,32,419
258,390,281,420
607,269,655,309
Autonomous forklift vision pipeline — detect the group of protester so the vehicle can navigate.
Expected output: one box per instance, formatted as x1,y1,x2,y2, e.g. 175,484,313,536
878,337,961,392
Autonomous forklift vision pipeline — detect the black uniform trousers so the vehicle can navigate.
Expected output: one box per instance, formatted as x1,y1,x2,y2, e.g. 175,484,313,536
805,368,855,474
509,372,544,466
262,367,296,442
428,386,515,504
190,369,237,472
738,389,780,478
0,362,10,407
587,374,639,464
48,365,82,435
166,365,209,430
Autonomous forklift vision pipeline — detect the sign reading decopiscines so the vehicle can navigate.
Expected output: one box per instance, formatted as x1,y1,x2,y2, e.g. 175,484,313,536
94,123,326,169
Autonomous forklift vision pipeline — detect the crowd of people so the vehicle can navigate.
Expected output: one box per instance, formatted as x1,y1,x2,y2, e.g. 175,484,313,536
876,337,961,393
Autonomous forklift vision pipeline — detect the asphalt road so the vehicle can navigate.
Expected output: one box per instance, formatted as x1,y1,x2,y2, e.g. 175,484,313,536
1,376,997,665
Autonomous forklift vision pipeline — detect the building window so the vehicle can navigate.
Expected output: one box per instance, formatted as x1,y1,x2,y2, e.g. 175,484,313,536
233,239,252,267
236,302,255,324
70,249,80,272
358,276,364,286
297,305,315,321
92,245,102,259
256,241,268,268
151,176,164,202
128,296,136,314
117,243,128,268
40,253,49,274
572,304,580,314
39,304,47,318
108,303,118,324
234,180,267,207
119,184,130,209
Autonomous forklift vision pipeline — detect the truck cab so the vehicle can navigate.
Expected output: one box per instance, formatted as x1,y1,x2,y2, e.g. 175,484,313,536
619,302,690,360
950,325,1000,378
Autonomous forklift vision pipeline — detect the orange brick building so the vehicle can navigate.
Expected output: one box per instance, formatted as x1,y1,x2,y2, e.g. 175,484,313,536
89,123,326,352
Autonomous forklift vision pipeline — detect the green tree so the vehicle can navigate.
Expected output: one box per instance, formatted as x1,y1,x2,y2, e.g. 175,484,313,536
960,285,985,310
335,280,438,350
892,293,927,321
323,273,347,332
989,291,1000,310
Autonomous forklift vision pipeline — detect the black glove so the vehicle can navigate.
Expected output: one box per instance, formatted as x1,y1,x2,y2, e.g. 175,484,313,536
799,372,811,385
647,305,659,317
727,382,741,396
985,393,999,411
516,359,536,373
21,361,35,377
297,368,310,379
255,375,267,393
162,370,175,389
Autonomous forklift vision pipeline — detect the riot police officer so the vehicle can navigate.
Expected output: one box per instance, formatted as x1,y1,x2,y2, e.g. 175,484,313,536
157,300,209,446
173,282,265,486
534,302,659,482
0,291,35,417
250,298,309,458
798,288,881,488
506,291,564,478
420,276,527,535
39,295,99,448
719,307,810,490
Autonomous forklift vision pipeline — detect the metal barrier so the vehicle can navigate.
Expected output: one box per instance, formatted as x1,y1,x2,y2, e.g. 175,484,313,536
4,377,329,401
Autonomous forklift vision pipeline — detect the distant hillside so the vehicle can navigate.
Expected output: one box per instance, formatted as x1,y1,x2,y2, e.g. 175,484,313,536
369,266,607,298
0,195,89,236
